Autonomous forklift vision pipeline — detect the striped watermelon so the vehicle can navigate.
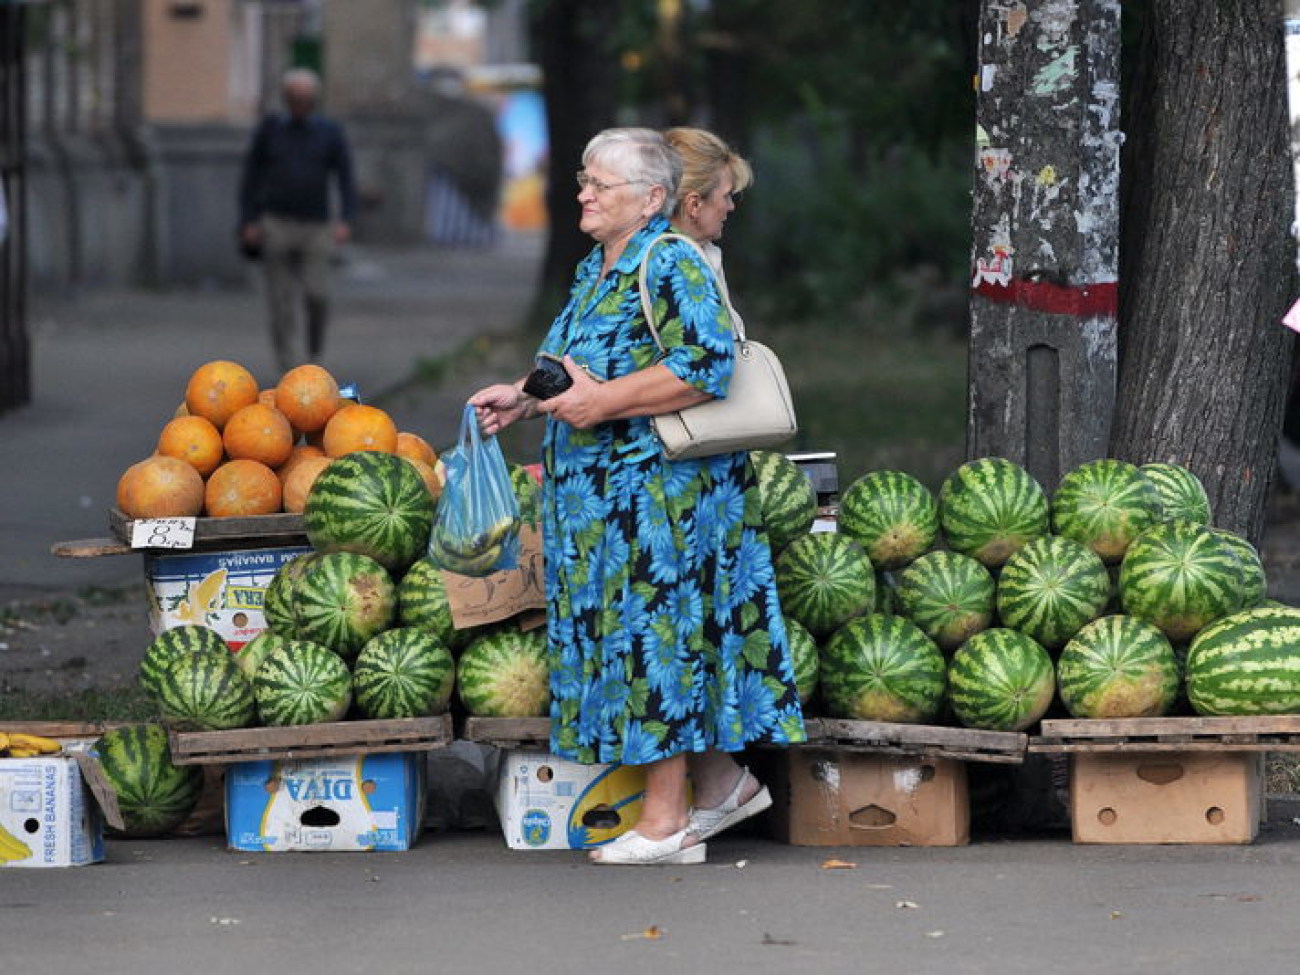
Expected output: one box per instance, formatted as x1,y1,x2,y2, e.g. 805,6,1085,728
819,614,947,723
353,627,456,719
1185,605,1300,715
457,626,550,717
1051,459,1163,564
1056,615,1180,718
510,463,543,525
263,552,321,636
305,451,435,574
155,649,256,731
1212,529,1267,611
774,533,876,638
893,550,995,652
995,535,1110,650
938,457,1049,568
749,450,817,552
396,556,456,648
94,723,203,838
253,640,353,726
233,631,288,681
293,551,396,661
837,470,938,569
948,628,1055,731
1118,520,1242,642
1140,462,1212,525
138,624,229,698
873,569,900,615
784,616,820,706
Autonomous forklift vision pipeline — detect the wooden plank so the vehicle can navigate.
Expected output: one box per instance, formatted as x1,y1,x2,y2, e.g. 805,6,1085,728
1031,715,1300,753
0,720,128,738
462,716,550,748
805,717,1027,762
168,714,453,766
50,538,135,558
108,508,307,547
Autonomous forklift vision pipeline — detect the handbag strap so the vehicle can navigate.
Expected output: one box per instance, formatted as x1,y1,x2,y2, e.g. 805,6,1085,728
636,233,747,355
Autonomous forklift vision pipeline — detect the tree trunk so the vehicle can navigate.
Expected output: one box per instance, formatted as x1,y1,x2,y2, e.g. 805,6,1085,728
1114,0,1296,544
529,0,621,326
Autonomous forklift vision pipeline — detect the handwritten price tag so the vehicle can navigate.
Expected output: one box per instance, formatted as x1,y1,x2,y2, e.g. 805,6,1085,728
130,517,197,549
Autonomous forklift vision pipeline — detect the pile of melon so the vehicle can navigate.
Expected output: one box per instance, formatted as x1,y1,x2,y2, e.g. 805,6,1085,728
115,359,442,520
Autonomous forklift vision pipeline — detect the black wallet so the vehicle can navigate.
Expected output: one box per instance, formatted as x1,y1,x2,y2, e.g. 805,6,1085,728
522,354,574,400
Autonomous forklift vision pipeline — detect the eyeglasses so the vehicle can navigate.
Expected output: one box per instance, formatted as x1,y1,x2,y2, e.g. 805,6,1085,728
575,172,645,193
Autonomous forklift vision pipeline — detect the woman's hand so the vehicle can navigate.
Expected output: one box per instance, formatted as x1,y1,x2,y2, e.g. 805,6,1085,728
536,356,607,430
469,383,533,436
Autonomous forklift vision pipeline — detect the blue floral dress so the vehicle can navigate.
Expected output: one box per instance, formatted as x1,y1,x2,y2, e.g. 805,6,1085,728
536,215,806,765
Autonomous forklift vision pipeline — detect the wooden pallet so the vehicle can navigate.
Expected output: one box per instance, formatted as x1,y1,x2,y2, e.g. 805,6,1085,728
0,720,128,738
108,508,307,547
168,714,454,765
797,718,1028,764
461,716,550,749
1031,715,1300,753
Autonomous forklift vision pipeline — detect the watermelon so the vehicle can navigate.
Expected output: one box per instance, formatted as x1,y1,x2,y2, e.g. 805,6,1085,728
893,550,995,652
1050,459,1163,564
353,627,456,719
396,556,457,648
1139,462,1212,525
995,535,1111,650
94,724,203,838
784,616,820,706
1118,520,1242,642
263,552,320,636
457,626,550,717
254,640,353,726
873,569,899,615
293,551,396,661
837,470,938,569
938,457,1049,567
233,631,288,680
305,451,435,574
948,628,1055,731
138,624,229,698
1056,615,1180,718
1211,529,1267,611
819,614,947,723
774,532,875,638
155,649,256,731
509,463,543,525
1184,605,1300,715
749,449,817,551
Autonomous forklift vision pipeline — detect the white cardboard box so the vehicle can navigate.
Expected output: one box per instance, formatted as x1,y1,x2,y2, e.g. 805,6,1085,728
495,750,647,850
0,757,105,868
225,752,426,852
144,544,311,649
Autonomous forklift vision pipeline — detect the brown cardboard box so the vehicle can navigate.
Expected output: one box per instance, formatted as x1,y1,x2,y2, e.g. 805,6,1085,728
1069,751,1263,845
765,748,970,847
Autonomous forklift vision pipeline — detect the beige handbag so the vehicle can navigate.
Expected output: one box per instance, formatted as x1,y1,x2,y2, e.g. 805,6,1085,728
638,234,797,461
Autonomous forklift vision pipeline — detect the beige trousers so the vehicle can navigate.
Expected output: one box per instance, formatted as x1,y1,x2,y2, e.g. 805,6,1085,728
261,215,335,372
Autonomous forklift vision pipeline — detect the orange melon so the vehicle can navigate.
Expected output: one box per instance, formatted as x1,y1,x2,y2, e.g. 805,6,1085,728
396,431,438,468
281,454,333,513
156,414,225,477
204,459,282,517
222,403,295,468
275,364,342,434
117,455,206,519
185,360,260,430
321,403,399,457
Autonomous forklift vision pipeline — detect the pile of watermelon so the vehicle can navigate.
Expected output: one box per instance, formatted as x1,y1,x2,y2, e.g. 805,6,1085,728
755,449,1294,731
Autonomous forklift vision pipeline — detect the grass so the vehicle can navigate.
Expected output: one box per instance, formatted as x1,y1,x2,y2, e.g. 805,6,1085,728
0,686,159,723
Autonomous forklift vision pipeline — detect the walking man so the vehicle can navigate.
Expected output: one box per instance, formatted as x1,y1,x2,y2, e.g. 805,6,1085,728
239,68,357,372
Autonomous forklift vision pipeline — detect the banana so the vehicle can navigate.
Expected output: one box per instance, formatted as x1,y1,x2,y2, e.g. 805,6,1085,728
0,732,10,754
0,823,32,863
6,747,39,759
8,733,62,754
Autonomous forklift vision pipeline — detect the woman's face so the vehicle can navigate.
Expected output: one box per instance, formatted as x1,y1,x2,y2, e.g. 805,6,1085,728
577,163,653,245
681,170,737,244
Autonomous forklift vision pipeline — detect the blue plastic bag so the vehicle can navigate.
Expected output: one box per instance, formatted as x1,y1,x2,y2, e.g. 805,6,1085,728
428,404,521,576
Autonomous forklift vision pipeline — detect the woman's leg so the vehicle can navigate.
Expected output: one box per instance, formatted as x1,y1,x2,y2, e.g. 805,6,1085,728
630,753,690,840
688,750,762,809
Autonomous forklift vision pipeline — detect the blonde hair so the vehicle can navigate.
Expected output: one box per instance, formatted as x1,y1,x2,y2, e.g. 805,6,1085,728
665,127,753,214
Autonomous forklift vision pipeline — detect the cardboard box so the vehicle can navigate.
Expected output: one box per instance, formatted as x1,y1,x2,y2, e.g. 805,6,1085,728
443,525,545,629
144,544,312,649
495,750,647,850
0,757,105,868
225,752,426,852
765,748,970,847
1069,751,1263,845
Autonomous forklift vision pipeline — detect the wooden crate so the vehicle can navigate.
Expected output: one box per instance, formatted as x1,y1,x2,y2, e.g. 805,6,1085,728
461,716,550,749
800,718,1028,764
109,508,307,547
168,714,453,765
1031,715,1300,753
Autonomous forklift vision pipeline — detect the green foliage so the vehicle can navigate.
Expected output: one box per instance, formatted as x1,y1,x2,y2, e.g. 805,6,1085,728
0,686,160,723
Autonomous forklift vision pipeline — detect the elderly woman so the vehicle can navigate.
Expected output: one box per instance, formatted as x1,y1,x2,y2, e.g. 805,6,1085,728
471,128,804,866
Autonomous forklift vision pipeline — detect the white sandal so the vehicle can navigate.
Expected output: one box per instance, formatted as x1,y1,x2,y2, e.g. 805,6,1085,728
687,767,772,841
589,829,707,866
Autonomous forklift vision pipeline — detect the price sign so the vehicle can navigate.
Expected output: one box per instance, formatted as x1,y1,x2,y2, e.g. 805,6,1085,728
130,517,197,549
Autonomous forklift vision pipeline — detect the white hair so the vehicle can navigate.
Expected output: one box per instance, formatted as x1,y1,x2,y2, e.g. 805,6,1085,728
582,128,680,218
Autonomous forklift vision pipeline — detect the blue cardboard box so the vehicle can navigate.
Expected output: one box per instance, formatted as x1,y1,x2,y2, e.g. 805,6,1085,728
225,752,426,852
